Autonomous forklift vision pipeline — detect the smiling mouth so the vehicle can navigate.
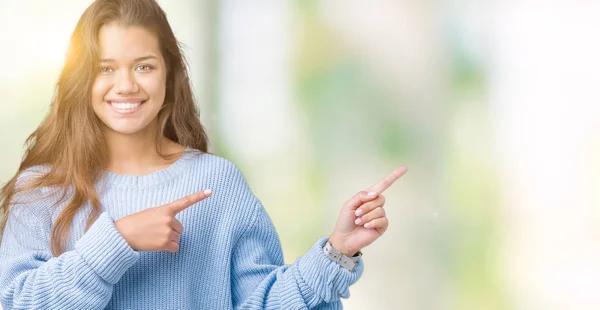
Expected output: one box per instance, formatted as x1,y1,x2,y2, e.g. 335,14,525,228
108,100,147,114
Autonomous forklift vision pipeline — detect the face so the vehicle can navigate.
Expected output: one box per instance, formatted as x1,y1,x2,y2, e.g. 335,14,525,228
91,23,167,136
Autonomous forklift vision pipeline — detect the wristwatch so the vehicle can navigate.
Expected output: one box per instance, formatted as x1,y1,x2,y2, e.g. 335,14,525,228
322,239,362,271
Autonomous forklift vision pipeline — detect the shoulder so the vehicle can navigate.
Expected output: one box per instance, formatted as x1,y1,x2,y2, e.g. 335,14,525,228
15,165,56,197
188,152,259,207
13,165,57,200
14,165,51,189
11,165,57,213
189,152,251,188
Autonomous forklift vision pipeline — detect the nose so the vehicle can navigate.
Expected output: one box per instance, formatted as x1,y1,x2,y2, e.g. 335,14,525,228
114,70,138,95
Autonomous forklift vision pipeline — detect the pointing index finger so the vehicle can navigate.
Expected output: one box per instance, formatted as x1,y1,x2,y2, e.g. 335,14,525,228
367,166,407,194
167,189,212,214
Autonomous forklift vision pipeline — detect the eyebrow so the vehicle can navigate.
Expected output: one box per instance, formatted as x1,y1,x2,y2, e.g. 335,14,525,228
100,55,158,63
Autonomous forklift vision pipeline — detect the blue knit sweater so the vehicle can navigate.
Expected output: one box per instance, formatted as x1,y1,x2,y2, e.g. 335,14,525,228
0,148,363,309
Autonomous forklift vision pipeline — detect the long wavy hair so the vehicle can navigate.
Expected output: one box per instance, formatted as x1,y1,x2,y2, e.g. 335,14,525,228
0,0,209,256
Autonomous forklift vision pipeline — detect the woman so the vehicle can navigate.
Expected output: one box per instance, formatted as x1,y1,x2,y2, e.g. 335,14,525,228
0,0,406,309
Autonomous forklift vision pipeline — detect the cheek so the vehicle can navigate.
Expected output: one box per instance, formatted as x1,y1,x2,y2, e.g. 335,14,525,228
141,75,167,103
91,78,111,105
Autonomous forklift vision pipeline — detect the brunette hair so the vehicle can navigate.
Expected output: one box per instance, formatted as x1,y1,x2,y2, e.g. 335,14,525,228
0,0,209,256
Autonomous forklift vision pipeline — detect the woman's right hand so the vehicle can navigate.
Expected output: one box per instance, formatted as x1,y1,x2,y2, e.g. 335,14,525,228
114,189,212,253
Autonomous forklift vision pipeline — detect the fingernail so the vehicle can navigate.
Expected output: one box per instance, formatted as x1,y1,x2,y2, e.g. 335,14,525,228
364,222,371,228
355,209,363,216
355,218,362,225
367,192,377,196
204,189,212,195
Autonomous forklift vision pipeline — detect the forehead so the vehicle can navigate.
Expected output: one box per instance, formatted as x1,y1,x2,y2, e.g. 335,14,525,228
97,23,161,60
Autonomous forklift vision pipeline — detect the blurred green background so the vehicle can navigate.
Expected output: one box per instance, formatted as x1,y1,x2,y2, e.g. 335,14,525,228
1,1,600,309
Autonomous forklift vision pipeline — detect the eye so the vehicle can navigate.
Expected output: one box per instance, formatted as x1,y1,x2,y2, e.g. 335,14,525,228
135,65,154,72
99,66,114,74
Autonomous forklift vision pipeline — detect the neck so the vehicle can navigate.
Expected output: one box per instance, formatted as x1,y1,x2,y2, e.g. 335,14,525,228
103,123,184,176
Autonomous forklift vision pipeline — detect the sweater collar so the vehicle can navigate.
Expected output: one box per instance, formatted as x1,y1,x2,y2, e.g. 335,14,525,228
100,146,199,187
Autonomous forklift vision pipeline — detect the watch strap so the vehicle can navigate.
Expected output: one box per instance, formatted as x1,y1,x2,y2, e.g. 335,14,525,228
322,239,362,271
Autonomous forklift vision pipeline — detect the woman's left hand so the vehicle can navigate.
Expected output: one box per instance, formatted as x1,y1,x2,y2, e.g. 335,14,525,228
328,166,408,256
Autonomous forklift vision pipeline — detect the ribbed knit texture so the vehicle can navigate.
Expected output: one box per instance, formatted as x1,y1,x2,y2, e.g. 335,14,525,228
0,148,363,309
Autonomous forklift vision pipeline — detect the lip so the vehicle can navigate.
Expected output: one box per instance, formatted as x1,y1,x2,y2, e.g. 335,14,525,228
107,99,147,115
106,97,147,103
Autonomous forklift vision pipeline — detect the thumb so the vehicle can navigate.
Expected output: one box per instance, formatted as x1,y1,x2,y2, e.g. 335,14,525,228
343,190,378,211
166,189,212,214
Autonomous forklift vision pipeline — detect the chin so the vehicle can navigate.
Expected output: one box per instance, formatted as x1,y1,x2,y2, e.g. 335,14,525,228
94,103,161,136
104,121,154,135
110,127,146,135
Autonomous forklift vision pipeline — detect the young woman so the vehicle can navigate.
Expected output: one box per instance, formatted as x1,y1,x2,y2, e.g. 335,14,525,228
0,0,407,309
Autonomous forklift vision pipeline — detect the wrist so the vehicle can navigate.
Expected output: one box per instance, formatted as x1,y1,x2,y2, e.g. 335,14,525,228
322,238,362,271
328,234,359,256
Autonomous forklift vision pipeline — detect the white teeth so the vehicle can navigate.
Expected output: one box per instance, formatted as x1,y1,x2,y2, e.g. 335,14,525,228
110,102,141,109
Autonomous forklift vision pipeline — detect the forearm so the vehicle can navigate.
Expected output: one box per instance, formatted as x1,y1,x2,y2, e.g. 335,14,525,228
1,212,139,309
233,213,363,309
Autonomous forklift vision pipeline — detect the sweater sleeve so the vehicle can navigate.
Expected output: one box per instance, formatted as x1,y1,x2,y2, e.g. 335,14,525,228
0,192,140,310
231,200,364,310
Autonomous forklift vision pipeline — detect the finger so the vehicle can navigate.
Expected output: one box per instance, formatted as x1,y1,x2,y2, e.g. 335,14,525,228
171,219,184,234
355,206,385,226
363,217,389,233
166,189,212,214
166,241,180,253
169,231,180,243
367,166,408,195
354,195,385,217
344,191,380,211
